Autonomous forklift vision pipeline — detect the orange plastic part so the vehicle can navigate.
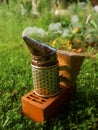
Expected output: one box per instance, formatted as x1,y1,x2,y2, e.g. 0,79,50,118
22,84,76,122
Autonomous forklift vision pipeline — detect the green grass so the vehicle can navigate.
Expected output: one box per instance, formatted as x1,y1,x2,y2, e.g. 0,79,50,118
0,1,98,130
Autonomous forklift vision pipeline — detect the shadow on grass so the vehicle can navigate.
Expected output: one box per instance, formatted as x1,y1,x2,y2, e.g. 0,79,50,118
42,86,98,130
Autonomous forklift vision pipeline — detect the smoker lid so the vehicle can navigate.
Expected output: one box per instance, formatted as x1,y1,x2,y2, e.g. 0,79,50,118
23,36,56,57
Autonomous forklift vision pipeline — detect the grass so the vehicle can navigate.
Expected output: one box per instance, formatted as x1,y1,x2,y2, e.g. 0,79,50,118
0,1,98,130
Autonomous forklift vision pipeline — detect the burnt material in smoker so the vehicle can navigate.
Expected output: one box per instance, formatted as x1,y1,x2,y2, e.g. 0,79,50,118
23,36,58,67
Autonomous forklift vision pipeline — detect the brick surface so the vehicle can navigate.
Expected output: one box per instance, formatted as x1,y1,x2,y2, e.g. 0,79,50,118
22,84,76,122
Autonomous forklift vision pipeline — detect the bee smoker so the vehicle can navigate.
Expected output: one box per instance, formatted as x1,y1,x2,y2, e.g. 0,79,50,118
23,36,64,97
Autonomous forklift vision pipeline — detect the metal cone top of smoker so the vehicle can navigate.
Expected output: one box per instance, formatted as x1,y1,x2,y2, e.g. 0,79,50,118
22,36,56,58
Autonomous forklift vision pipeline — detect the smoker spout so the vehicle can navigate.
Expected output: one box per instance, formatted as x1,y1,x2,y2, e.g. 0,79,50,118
22,36,56,57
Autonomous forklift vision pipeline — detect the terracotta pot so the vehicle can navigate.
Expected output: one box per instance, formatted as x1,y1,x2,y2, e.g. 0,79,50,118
57,50,85,87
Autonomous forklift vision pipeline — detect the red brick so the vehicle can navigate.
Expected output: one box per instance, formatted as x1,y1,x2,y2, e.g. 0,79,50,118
22,84,76,122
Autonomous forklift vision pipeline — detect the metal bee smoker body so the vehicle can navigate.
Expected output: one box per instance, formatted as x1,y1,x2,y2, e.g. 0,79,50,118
23,36,61,97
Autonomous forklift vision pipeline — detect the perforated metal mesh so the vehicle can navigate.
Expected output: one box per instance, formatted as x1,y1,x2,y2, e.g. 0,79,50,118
31,64,60,97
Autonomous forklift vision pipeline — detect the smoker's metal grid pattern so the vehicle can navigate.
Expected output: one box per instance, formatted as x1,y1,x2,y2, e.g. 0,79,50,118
31,64,60,97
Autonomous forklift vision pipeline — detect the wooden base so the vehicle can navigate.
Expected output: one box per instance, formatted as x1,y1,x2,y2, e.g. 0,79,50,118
22,85,76,122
